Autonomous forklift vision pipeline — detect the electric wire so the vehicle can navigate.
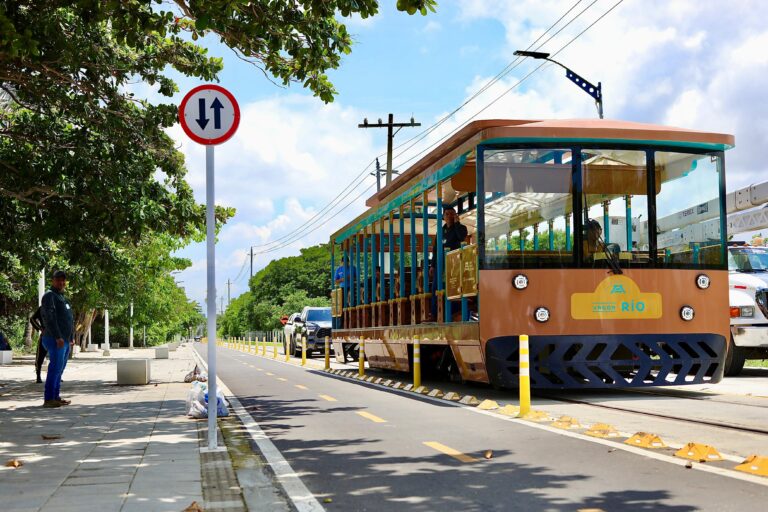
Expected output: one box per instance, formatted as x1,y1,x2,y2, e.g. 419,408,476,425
246,0,586,251
248,0,624,257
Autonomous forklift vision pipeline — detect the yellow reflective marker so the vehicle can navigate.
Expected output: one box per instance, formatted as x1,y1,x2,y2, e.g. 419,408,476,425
423,441,479,463
356,411,387,423
319,394,337,402
734,455,768,476
277,377,287,382
265,372,274,376
295,384,308,390
674,442,723,462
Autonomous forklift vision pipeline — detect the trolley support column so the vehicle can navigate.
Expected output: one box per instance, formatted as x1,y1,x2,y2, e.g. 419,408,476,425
301,336,307,366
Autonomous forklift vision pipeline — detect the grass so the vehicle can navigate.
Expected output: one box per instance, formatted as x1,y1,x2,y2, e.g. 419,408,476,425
745,359,768,368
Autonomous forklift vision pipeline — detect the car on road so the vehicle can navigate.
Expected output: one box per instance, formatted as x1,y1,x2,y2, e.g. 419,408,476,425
283,307,332,357
727,243,768,375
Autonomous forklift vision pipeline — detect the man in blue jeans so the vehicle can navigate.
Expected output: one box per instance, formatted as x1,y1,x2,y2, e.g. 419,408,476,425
40,270,74,408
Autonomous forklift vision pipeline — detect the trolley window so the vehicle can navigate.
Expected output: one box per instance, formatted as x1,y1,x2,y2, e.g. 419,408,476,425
655,151,725,268
482,148,574,269
581,149,650,269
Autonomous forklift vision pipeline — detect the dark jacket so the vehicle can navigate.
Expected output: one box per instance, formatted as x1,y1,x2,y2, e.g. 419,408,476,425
41,287,74,340
431,222,468,267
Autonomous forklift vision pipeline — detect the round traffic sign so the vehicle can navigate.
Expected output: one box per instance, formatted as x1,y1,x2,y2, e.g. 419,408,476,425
179,84,240,145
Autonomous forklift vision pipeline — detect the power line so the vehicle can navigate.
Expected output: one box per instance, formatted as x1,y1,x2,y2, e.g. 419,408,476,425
245,0,624,257
245,0,587,252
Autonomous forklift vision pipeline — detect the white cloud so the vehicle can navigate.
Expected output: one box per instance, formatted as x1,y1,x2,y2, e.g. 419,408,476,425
423,20,442,33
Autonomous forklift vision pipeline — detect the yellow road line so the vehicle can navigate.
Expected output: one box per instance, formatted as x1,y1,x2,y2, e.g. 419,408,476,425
277,377,287,382
356,411,387,423
423,441,478,463
295,385,309,390
318,394,337,402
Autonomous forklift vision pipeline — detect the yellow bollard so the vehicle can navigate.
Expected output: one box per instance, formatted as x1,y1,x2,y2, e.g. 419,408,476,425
324,336,330,371
273,337,278,359
519,334,531,416
301,336,307,366
358,339,365,377
285,335,290,362
261,337,266,356
413,336,421,389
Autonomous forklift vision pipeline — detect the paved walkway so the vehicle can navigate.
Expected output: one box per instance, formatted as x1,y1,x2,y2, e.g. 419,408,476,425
0,344,249,512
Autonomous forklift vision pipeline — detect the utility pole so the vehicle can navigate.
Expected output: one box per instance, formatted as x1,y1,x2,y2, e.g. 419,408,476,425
219,296,224,315
226,279,231,307
358,114,421,186
249,247,254,280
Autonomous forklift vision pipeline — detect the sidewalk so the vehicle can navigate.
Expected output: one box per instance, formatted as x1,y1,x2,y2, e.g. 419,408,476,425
0,344,251,512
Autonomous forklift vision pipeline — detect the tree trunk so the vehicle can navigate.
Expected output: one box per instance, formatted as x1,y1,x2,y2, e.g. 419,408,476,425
23,320,34,352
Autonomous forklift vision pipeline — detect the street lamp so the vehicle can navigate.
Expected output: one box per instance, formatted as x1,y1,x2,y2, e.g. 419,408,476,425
514,50,604,119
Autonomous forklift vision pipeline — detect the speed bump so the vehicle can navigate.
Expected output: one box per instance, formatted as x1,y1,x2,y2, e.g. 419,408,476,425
381,379,393,387
427,389,445,398
625,432,666,449
585,423,620,438
674,442,723,462
413,386,431,395
391,382,405,390
459,395,480,406
734,455,768,476
477,399,500,411
497,404,520,417
519,410,550,421
403,384,414,391
442,392,461,401
551,416,581,430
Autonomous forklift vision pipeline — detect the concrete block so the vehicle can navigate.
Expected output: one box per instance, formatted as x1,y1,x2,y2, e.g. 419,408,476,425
155,347,169,359
86,345,99,352
111,343,120,349
0,350,13,365
168,342,179,352
72,345,81,355
116,359,150,385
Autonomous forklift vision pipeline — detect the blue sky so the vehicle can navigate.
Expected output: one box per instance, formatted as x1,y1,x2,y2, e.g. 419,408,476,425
162,0,768,311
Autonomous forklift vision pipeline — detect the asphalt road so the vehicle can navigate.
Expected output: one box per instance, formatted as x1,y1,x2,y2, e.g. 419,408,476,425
197,345,767,511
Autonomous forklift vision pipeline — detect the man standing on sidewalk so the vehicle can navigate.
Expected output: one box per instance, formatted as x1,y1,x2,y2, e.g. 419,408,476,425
40,270,74,408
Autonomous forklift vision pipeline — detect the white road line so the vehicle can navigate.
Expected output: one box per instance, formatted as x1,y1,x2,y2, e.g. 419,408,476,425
192,347,325,512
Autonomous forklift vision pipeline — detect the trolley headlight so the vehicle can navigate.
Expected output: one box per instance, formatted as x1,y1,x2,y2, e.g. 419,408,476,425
534,306,550,323
513,274,529,290
696,274,710,289
680,305,695,321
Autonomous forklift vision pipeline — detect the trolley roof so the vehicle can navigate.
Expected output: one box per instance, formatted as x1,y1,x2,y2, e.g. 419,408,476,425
331,119,734,242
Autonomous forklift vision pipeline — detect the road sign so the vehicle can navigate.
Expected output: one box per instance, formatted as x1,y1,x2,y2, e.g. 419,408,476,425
178,84,239,451
179,84,240,145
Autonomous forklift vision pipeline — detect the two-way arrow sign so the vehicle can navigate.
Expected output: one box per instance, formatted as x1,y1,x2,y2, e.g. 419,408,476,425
179,84,240,145
195,97,225,130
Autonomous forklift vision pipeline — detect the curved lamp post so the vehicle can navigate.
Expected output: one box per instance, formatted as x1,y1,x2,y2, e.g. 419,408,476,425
514,50,604,119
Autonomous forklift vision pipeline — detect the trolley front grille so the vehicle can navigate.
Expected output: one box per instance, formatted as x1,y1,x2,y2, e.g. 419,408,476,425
486,333,726,389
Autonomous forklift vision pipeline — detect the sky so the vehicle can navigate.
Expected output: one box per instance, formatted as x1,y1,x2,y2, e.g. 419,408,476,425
160,0,768,311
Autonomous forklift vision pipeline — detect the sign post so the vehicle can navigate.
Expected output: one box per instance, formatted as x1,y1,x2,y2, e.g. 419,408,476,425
179,84,240,450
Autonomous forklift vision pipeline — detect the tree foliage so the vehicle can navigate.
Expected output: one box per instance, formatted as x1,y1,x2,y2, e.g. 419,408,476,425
219,244,332,336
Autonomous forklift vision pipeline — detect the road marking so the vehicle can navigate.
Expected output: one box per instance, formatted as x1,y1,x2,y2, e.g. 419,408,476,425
256,368,263,371
423,441,478,463
356,411,387,423
295,385,309,390
266,372,275,376
277,377,287,382
318,394,337,402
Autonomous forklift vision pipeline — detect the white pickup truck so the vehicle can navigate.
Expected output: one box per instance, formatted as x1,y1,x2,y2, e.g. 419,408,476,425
726,244,768,375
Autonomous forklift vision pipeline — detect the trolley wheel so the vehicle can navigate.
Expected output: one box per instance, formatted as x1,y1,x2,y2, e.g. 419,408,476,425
724,337,746,377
